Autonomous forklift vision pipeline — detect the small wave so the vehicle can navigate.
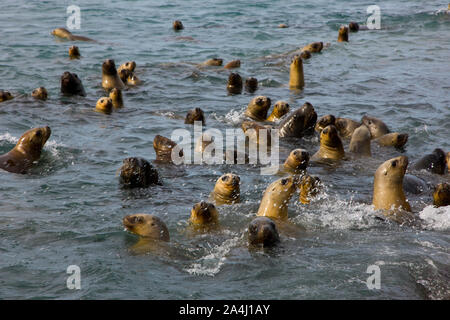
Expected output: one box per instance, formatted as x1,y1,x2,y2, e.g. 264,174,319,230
419,205,450,231
212,107,246,126
0,133,18,144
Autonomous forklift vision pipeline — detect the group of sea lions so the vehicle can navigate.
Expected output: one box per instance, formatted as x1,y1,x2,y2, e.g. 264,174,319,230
1,17,449,252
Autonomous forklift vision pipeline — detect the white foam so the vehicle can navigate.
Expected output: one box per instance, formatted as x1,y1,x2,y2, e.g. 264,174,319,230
212,107,246,125
0,133,18,144
419,205,450,231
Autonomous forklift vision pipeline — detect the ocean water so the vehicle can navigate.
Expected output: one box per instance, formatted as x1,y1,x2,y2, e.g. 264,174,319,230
0,0,449,300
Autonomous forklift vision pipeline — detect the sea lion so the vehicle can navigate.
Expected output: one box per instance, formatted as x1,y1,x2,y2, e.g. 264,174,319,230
315,114,336,133
0,90,13,102
51,27,95,42
60,71,86,96
68,45,80,59
311,125,345,161
190,201,219,226
244,96,271,121
248,217,280,247
126,74,141,86
283,148,309,173
185,107,205,125
257,176,298,220
209,173,240,205
348,22,369,32
278,24,288,28
199,58,223,67
447,152,450,173
102,59,125,91
153,135,183,163
173,20,184,31
31,87,48,101
224,60,241,69
335,117,360,139
349,125,372,157
298,174,321,204
245,77,258,93
267,101,290,122
337,26,349,42
374,132,408,148
109,88,123,108
361,115,390,139
278,102,317,138
123,214,170,241
95,97,113,114
118,69,132,83
241,121,272,147
289,55,304,89
226,73,243,94
302,42,323,53
119,157,160,188
403,174,429,195
0,126,51,174
118,61,136,73
410,148,446,175
300,50,311,60
433,183,450,207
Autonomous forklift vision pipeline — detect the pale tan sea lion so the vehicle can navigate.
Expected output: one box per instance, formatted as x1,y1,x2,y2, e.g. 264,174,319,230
173,20,184,31
0,90,14,102
349,125,372,157
298,174,321,204
278,24,288,29
267,101,289,122
68,45,80,59
338,26,349,42
289,55,304,89
119,157,160,188
315,114,336,133
95,97,113,114
302,42,323,53
109,88,123,108
31,87,48,101
102,59,125,91
283,148,309,173
190,201,219,226
0,126,51,174
311,125,345,161
153,135,183,163
209,173,240,205
433,183,450,207
244,96,271,121
51,27,95,42
257,176,298,221
123,214,170,241
335,117,360,139
199,58,223,67
248,217,280,247
224,60,241,69
226,73,243,94
118,61,136,73
374,133,408,148
361,115,390,139
185,107,205,125
126,74,141,86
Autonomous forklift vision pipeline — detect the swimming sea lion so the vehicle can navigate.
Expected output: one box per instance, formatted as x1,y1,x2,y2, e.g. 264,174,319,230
95,97,113,114
361,115,390,139
348,22,369,32
68,45,80,59
123,214,170,241
349,125,372,157
248,217,280,247
102,59,125,91
153,135,183,163
173,20,184,31
278,24,288,28
209,173,240,205
245,77,258,93
315,114,336,133
190,201,219,226
245,96,271,121
257,176,298,220
0,90,13,102
302,42,323,53
375,132,408,148
31,87,48,101
298,174,321,204
337,26,349,42
118,61,136,73
201,58,223,67
226,73,243,94
278,102,317,138
185,107,205,125
224,60,241,69
410,148,446,175
335,117,360,139
109,88,123,108
289,55,304,89
267,101,290,122
60,71,86,96
119,157,160,188
433,183,450,207
0,126,51,174
51,27,95,42
300,50,312,60
311,125,345,161
283,148,309,173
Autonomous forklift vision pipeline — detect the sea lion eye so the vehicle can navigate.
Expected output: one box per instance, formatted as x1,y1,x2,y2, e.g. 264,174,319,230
35,130,42,137
281,178,288,185
222,175,228,181
392,160,397,167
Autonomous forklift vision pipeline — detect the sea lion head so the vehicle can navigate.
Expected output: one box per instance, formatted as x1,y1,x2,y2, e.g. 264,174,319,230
0,90,14,102
433,183,450,208
102,59,119,76
173,20,184,31
245,77,258,93
120,61,136,72
291,54,302,67
299,174,322,204
68,45,80,59
301,102,318,133
95,97,113,114
31,87,48,101
51,27,71,38
349,22,360,32
60,71,86,96
224,60,241,69
190,201,219,226
300,50,311,60
284,148,309,172
185,108,205,125
119,157,159,188
127,74,141,86
302,42,323,53
245,96,271,121
338,26,349,42
335,117,359,138
248,217,280,247
386,133,409,148
268,101,290,121
202,58,223,66
376,156,409,186
414,148,447,174
16,126,51,158
118,69,132,83
214,173,240,203
315,114,336,133
123,214,170,241
153,135,183,162
109,88,123,108
361,115,390,139
226,73,243,94
320,125,344,151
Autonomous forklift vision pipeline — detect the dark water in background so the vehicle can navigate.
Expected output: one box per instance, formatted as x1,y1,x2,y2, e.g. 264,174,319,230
0,0,449,299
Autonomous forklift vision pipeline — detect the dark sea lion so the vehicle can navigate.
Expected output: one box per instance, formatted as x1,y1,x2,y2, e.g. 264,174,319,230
300,50,312,60
123,214,170,241
0,90,14,102
433,183,450,207
338,26,349,42
335,117,360,139
0,126,51,174
361,115,390,139
119,157,160,188
118,69,132,83
60,71,86,96
109,88,123,108
267,101,290,122
248,217,280,247
224,60,241,69
315,114,336,133
95,97,113,114
348,22,369,32
257,176,298,220
209,173,240,205
311,125,345,161
289,55,304,89
190,201,219,226
173,20,184,31
284,148,309,173
32,87,48,101
410,148,446,175
302,42,323,53
349,125,372,157
102,59,125,91
153,135,183,163
375,132,408,148
185,108,205,125
68,45,80,59
278,102,317,138
245,96,271,121
298,174,321,204
226,73,243,94
51,27,96,42
245,77,258,93
403,174,429,195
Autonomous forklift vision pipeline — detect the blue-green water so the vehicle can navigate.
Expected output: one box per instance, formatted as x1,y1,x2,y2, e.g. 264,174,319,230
0,0,449,299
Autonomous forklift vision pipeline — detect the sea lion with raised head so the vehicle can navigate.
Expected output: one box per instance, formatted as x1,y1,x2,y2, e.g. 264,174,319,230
102,59,125,91
338,26,349,42
123,214,170,241
0,126,51,174
224,60,241,69
335,117,360,139
60,72,86,96
284,148,309,173
32,87,48,101
118,61,136,73
109,88,123,108
349,125,372,157
375,132,408,148
248,217,280,247
68,45,80,59
244,96,271,121
433,183,450,207
267,101,290,122
245,77,258,93
185,108,205,125
95,97,113,114
190,201,219,226
119,157,160,188
278,102,317,138
410,148,446,175
298,174,321,204
300,50,311,60
153,135,183,163
361,115,390,139
209,173,240,205
51,27,95,42
289,55,304,89
302,42,323,53
257,176,298,220
0,90,13,103
226,73,243,94
173,20,184,31
118,69,132,83
126,74,141,86
315,114,336,133
311,125,345,161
